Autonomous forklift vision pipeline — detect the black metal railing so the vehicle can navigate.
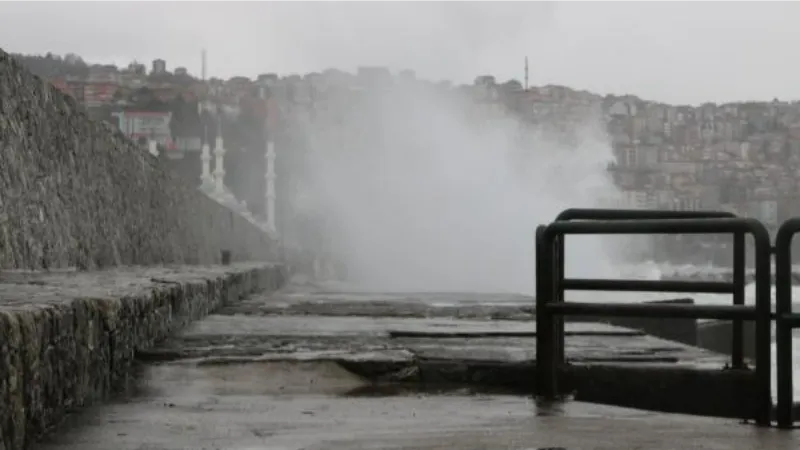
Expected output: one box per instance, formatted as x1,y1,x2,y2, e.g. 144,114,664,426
551,209,747,368
535,214,773,427
775,218,800,428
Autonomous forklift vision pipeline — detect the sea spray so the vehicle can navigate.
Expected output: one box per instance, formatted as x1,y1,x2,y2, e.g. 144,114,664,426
291,80,631,294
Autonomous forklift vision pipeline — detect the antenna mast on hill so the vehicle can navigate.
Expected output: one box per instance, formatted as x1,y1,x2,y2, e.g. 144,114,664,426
524,56,529,91
201,49,207,81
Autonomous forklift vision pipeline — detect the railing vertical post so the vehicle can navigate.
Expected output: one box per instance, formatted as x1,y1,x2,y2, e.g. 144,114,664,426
540,212,776,427
555,235,565,367
535,225,557,399
775,222,796,429
732,231,746,369
753,227,773,427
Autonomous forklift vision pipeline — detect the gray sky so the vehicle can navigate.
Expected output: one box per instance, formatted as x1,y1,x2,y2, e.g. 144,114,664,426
1,1,798,105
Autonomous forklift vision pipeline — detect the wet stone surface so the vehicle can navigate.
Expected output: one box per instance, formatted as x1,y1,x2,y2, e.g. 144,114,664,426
0,263,285,450
33,361,800,450
220,287,539,320
141,278,730,372
31,276,800,448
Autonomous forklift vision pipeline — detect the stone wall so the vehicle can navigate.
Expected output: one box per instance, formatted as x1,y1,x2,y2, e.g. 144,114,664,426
0,263,286,450
0,48,277,270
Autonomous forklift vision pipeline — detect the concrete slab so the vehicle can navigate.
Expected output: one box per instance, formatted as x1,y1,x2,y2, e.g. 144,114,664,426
178,315,640,337
395,335,723,365
134,279,755,420
218,283,704,348
33,361,799,450
146,312,727,368
221,287,537,320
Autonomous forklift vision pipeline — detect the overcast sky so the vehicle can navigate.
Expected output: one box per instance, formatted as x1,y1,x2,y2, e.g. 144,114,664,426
0,1,798,105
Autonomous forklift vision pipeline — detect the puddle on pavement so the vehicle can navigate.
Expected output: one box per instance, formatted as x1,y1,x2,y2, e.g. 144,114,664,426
342,382,522,397
132,360,525,399
136,360,368,398
117,360,658,420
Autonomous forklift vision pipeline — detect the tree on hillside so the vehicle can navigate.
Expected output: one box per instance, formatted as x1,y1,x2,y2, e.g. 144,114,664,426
236,97,267,150
148,71,174,83
126,87,170,112
11,52,89,79
501,79,523,92
169,95,203,139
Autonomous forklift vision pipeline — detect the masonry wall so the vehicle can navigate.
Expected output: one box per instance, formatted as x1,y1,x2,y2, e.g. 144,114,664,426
0,49,277,270
0,263,286,450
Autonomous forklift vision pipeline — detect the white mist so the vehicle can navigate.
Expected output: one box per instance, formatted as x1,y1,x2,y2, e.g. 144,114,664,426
295,82,625,294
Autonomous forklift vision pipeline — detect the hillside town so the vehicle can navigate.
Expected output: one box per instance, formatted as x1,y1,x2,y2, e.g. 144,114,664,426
15,52,800,241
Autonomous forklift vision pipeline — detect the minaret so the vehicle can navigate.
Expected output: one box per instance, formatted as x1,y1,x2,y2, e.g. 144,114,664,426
148,138,159,157
201,49,207,82
261,85,278,235
212,111,226,195
265,140,277,234
199,110,213,189
524,56,529,91
200,141,213,188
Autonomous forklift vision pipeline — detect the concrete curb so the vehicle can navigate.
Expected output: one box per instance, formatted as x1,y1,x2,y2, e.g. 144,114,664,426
0,263,286,450
696,320,756,361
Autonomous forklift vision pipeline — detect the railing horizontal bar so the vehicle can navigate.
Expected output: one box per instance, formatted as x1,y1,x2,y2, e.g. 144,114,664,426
779,313,800,328
562,278,735,294
555,208,736,222
545,302,756,320
546,217,760,235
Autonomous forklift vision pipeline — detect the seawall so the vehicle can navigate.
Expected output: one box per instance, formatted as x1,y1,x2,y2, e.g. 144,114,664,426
0,263,286,450
0,46,291,449
0,48,276,270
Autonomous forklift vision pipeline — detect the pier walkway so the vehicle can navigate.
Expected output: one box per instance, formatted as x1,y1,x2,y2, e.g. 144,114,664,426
32,277,800,449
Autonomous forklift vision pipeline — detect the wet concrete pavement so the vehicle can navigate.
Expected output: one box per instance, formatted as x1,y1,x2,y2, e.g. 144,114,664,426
139,277,730,369
34,277,800,448
35,360,799,449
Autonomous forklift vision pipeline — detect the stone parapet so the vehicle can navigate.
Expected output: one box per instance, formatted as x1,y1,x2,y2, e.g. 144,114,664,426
0,263,286,450
0,48,277,270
